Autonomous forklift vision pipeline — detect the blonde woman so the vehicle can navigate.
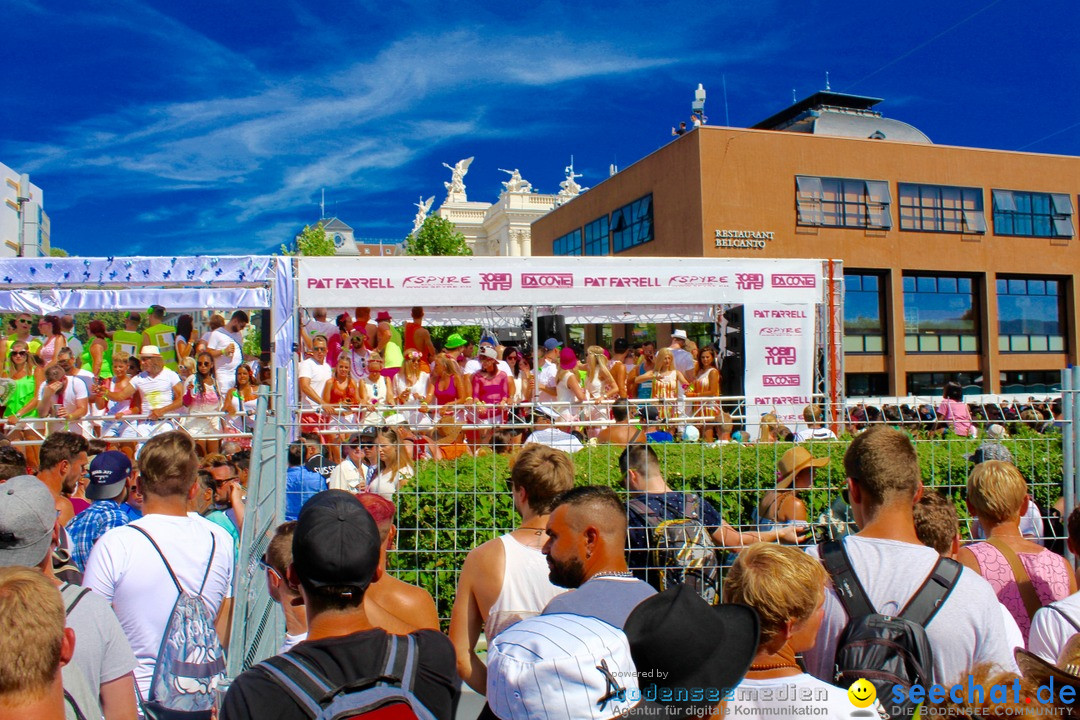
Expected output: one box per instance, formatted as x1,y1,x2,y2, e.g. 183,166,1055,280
368,427,414,499
634,347,690,423
426,354,469,421
959,460,1076,641
394,350,431,426
692,345,722,442
724,544,874,717
583,345,618,433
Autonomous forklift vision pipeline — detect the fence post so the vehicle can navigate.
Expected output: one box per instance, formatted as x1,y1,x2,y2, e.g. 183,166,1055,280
1064,368,1076,565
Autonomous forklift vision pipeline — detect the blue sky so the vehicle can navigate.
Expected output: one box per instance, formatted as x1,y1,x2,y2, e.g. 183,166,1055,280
4,0,1078,256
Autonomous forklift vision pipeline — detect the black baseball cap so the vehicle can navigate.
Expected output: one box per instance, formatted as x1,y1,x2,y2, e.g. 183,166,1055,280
291,490,380,590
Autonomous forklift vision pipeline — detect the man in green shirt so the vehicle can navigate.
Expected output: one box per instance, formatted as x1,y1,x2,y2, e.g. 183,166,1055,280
141,305,177,371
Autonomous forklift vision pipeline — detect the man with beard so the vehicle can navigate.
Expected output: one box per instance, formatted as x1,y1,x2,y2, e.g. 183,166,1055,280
541,485,655,628
37,431,90,527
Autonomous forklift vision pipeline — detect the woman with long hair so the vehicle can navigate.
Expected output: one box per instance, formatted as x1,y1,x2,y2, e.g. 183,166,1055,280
502,348,530,405
692,344,722,442
367,427,415,499
322,355,365,462
583,345,619,435
471,346,510,443
635,347,690,425
425,354,468,421
36,315,65,369
175,314,194,366
82,320,112,380
394,350,431,427
224,362,259,437
4,339,43,467
181,350,223,454
552,347,586,427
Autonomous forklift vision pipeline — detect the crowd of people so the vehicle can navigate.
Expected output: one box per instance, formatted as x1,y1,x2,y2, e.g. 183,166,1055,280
2,419,1080,718
2,305,1080,719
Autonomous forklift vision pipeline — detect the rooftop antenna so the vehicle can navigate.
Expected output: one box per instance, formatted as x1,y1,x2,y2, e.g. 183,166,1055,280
320,189,326,220
691,83,706,126
825,71,831,91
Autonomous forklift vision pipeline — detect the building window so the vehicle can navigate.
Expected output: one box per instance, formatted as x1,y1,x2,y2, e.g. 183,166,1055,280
992,190,1074,238
611,195,653,253
843,272,886,353
845,373,888,397
906,372,980,397
1001,370,1061,394
796,176,892,229
553,229,582,256
898,183,985,233
583,216,609,256
903,274,978,353
997,277,1065,353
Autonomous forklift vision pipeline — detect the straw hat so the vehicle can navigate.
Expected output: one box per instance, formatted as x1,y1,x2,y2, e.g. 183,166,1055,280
776,447,829,488
1015,634,1080,695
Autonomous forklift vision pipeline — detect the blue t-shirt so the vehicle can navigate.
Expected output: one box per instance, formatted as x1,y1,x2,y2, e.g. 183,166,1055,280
542,576,657,629
286,465,327,521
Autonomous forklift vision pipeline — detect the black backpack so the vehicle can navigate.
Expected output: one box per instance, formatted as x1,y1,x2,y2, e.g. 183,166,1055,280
628,494,721,604
821,541,961,718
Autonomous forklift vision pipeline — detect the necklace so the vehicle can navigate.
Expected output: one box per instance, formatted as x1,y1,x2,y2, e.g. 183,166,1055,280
591,571,634,580
517,523,546,535
748,661,801,671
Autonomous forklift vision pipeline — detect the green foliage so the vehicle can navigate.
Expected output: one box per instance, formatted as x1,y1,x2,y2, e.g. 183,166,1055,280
48,247,69,257
282,221,336,256
389,435,1065,625
405,216,471,256
242,320,261,359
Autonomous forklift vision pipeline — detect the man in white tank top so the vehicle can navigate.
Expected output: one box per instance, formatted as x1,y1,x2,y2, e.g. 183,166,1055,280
448,445,575,695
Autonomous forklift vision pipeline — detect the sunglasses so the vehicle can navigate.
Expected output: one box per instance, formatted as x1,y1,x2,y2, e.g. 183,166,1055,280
16,319,29,325
213,476,238,487
197,362,213,367
259,554,281,579
10,350,26,356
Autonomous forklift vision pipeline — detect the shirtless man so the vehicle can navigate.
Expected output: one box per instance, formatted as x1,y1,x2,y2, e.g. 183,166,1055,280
448,445,575,694
596,400,645,447
355,493,440,634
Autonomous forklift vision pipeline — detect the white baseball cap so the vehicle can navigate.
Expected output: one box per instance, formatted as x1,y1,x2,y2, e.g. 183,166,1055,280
487,614,640,720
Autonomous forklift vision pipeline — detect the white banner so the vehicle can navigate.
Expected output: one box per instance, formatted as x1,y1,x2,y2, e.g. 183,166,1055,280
743,304,817,440
297,256,824,308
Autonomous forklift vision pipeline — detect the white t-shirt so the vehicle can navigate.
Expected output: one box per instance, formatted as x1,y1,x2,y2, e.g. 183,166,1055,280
537,359,558,389
803,536,1018,686
327,457,364,492
280,632,307,654
38,376,89,435
298,357,332,408
208,328,242,392
795,427,838,442
524,428,584,453
730,674,881,719
83,513,234,698
131,369,181,411
1028,592,1080,663
463,359,512,377
671,347,695,375
304,317,338,341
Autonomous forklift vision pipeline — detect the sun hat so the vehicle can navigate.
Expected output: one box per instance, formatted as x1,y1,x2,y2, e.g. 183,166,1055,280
291,490,381,591
776,446,829,488
986,423,1008,440
1016,636,1080,698
0,475,56,568
624,585,759,714
559,347,578,370
478,346,498,360
487,613,640,720
86,451,132,501
140,345,162,357
966,442,1014,465
444,333,467,350
543,338,562,352
671,329,688,341
534,405,561,422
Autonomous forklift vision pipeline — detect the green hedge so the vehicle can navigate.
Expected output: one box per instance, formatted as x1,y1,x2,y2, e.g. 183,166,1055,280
390,433,1064,624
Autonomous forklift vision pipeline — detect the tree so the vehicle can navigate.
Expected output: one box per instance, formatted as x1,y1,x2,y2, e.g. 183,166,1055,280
281,221,335,256
48,247,68,257
406,216,471,256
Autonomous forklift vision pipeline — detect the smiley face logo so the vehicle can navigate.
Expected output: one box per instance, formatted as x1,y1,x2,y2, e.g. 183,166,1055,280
847,679,877,708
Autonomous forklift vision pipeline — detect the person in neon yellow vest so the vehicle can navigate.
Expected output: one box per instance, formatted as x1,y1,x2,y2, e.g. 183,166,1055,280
141,305,178,371
111,312,143,360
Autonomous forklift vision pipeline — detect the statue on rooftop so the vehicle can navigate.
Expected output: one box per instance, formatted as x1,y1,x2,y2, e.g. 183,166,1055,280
442,157,474,202
498,168,533,194
411,195,434,236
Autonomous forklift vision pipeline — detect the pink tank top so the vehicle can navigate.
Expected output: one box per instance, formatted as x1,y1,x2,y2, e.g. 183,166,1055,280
967,542,1071,640
433,375,458,406
40,336,59,364
473,371,508,405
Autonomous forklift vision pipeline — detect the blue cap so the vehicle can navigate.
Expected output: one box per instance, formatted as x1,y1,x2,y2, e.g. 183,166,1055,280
543,338,562,351
86,451,132,501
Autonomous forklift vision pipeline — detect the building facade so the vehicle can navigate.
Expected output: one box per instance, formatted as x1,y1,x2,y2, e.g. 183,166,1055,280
1,163,49,257
531,93,1080,397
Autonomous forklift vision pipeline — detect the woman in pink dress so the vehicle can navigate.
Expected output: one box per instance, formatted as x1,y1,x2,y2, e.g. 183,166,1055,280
958,460,1076,641
471,346,510,444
